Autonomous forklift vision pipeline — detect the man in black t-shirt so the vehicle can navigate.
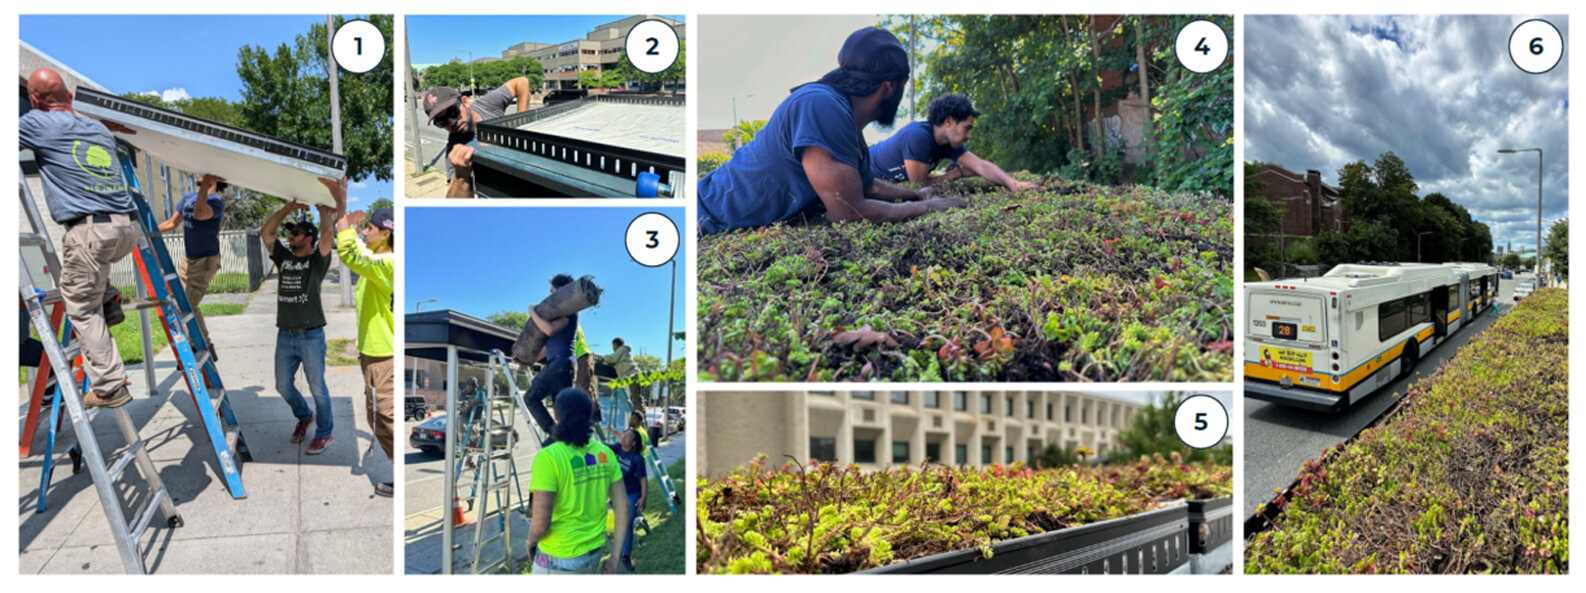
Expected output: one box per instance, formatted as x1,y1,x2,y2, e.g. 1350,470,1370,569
261,192,338,454
522,274,580,438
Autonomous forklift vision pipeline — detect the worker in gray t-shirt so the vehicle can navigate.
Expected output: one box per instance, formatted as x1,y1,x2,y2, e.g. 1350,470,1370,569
420,77,534,197
18,68,142,408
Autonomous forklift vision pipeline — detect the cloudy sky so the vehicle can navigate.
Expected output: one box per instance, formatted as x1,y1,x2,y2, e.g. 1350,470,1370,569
1245,15,1568,253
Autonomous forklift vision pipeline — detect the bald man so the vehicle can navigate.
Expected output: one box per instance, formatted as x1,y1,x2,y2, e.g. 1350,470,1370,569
20,68,142,408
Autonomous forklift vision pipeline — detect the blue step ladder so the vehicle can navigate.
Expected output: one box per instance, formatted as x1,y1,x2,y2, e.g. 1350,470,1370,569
30,145,251,516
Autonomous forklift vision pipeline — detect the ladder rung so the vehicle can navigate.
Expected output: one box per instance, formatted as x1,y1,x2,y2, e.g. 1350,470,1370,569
21,232,47,247
487,450,513,460
485,479,510,492
223,426,242,455
127,485,170,538
476,532,506,547
164,272,179,282
106,442,143,482
124,298,167,311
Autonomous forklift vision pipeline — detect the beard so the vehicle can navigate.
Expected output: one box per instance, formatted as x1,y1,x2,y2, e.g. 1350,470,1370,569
873,85,905,129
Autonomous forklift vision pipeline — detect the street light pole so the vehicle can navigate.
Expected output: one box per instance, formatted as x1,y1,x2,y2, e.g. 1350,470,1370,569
1498,147,1543,284
664,257,677,410
416,298,437,311
461,49,475,91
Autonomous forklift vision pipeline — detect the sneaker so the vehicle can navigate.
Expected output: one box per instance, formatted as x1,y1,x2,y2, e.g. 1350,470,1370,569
374,482,393,498
306,435,333,455
83,385,132,409
290,416,314,443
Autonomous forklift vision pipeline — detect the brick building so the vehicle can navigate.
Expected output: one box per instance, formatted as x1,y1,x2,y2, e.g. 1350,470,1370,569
1249,163,1349,236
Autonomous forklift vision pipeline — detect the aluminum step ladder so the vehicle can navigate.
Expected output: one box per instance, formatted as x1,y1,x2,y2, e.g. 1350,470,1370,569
19,170,182,574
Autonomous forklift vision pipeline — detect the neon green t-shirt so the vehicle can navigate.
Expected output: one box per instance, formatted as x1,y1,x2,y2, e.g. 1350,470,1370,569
530,440,621,558
573,327,592,359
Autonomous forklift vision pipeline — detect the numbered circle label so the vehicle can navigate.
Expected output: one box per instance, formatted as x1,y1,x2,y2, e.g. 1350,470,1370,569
625,19,680,74
626,212,679,267
332,19,385,74
1509,19,1563,75
1176,20,1228,73
1173,394,1229,450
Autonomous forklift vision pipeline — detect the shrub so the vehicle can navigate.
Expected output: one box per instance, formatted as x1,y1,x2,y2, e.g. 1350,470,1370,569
698,176,1233,382
699,151,731,176
699,454,1230,574
1246,289,1568,574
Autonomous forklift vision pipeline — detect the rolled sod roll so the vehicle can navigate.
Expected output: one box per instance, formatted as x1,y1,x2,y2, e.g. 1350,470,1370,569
511,275,604,364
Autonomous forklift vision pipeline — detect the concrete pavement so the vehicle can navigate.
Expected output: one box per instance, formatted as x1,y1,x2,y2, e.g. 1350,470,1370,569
18,272,394,574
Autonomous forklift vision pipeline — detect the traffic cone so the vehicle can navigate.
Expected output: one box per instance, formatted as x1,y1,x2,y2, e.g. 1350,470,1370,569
451,484,469,526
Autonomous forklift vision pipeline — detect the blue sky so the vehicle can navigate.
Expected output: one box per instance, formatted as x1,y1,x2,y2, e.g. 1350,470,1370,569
407,14,685,67
405,207,686,362
21,14,393,204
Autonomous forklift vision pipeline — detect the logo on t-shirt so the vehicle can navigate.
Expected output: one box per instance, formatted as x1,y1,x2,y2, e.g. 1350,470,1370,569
73,140,118,179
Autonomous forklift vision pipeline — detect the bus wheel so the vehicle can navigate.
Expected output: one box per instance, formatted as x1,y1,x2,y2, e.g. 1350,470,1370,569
1399,343,1418,381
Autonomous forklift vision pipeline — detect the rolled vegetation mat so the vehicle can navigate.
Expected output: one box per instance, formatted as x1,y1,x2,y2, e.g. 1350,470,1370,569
512,275,604,364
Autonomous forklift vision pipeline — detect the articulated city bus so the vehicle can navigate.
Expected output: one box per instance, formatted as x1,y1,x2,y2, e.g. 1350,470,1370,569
1244,263,1492,412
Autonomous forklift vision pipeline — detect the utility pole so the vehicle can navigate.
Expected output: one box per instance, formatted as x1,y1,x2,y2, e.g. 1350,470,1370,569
405,22,424,171
664,257,677,411
328,15,352,307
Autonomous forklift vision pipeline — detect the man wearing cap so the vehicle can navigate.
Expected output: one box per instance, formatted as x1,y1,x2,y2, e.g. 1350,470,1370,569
696,28,966,235
19,67,143,408
335,192,396,498
422,77,535,198
261,186,340,455
157,173,230,357
868,93,1037,191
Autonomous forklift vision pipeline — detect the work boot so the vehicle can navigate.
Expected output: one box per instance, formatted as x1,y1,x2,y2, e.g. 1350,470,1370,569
306,435,333,455
291,416,314,443
374,482,393,498
83,384,132,409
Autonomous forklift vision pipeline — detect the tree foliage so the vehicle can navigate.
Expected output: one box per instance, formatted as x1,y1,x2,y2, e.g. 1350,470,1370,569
487,310,529,330
615,39,686,92
1544,218,1567,278
1317,151,1493,269
1115,392,1230,464
422,56,544,90
881,15,1232,195
236,14,393,183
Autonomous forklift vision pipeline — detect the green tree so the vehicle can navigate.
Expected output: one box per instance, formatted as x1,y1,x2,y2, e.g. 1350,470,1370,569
1502,252,1523,271
633,353,663,373
1116,392,1227,463
1036,443,1079,468
235,14,394,183
722,119,767,151
1545,218,1568,278
487,310,528,330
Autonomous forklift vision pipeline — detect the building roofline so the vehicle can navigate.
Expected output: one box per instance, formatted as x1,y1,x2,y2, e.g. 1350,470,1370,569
19,40,111,93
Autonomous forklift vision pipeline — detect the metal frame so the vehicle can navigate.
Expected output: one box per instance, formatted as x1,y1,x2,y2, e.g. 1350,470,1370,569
74,88,346,170
473,95,685,195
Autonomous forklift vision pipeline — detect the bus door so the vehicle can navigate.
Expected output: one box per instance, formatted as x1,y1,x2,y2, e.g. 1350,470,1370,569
1431,285,1449,337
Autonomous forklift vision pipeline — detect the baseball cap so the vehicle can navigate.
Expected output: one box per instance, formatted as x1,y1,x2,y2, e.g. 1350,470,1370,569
423,87,463,122
836,28,910,81
284,219,318,238
369,208,394,233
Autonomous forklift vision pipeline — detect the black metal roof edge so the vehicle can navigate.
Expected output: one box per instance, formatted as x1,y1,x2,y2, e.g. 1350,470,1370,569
74,87,348,168
475,124,684,175
406,308,518,342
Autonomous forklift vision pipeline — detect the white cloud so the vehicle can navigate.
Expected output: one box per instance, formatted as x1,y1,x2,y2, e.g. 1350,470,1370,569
350,180,368,189
140,87,191,103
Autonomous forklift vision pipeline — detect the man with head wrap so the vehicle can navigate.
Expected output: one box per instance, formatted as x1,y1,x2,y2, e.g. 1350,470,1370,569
697,27,966,235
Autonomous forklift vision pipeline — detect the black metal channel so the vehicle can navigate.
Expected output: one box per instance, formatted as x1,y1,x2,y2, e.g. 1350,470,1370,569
74,87,346,171
474,94,685,183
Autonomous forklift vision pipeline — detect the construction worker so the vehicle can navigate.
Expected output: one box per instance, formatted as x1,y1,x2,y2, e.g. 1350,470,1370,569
261,190,339,454
335,190,396,498
573,327,600,415
19,68,142,408
521,274,579,439
696,28,965,235
605,337,641,416
527,388,629,574
422,77,536,198
156,173,229,357
868,93,1037,191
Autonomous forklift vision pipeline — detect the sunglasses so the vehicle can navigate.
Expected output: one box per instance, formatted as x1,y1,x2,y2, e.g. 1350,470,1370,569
432,104,462,128
290,230,312,238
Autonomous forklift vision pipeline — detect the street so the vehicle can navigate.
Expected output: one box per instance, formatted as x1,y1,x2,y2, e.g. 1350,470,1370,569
1242,272,1535,518
401,406,686,574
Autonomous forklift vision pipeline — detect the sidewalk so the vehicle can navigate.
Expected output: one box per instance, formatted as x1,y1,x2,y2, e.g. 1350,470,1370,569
17,273,394,574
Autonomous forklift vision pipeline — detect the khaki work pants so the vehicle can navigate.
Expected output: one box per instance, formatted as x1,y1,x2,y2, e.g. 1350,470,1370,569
60,214,139,396
360,354,394,459
177,254,222,348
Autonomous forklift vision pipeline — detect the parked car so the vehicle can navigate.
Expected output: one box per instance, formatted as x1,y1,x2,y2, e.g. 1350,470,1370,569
1500,270,1514,279
405,395,428,421
666,407,685,431
1514,281,1535,301
647,410,679,437
409,415,446,456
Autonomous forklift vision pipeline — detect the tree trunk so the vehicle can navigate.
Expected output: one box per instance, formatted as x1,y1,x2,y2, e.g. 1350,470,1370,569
1136,18,1151,157
1089,16,1104,161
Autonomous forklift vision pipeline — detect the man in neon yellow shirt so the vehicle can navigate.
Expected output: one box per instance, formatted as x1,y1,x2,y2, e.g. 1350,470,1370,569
333,183,396,498
529,389,629,574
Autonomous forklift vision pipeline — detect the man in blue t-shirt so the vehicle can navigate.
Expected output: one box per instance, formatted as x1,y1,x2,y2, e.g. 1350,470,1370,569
697,28,966,235
869,93,1038,192
522,274,581,437
157,174,228,355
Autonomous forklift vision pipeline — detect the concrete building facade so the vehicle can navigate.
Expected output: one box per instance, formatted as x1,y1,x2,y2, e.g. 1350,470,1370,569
699,390,1144,477
495,15,685,90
